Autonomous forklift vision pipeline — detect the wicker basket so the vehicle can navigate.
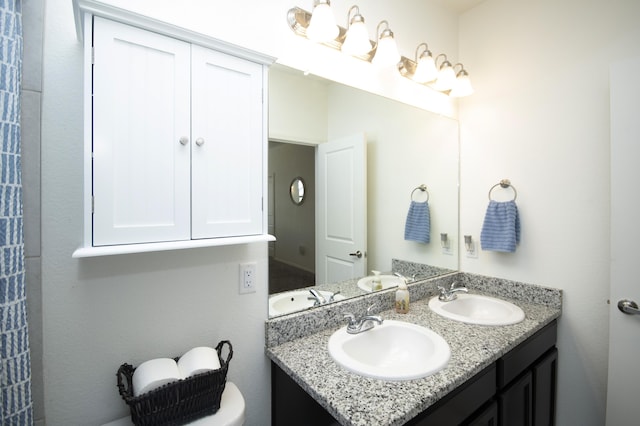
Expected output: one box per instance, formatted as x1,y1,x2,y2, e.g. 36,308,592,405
117,340,233,426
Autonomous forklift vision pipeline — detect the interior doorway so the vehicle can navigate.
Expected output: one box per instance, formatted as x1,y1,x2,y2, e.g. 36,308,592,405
268,141,316,294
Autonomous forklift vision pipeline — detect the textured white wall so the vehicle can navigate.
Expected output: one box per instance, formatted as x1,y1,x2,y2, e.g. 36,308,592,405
458,0,640,424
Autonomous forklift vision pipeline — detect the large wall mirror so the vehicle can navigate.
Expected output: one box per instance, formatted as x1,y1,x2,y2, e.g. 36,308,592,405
268,64,459,317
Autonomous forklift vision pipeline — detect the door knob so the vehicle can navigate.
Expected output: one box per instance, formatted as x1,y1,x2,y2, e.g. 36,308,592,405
617,299,640,315
349,250,363,258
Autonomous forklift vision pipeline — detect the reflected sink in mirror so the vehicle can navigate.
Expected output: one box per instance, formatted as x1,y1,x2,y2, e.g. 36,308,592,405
428,293,525,326
356,274,403,292
269,290,345,317
328,320,450,381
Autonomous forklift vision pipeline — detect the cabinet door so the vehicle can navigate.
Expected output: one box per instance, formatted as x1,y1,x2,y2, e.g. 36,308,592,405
92,17,191,245
464,400,498,426
499,371,533,426
191,45,264,239
533,348,557,426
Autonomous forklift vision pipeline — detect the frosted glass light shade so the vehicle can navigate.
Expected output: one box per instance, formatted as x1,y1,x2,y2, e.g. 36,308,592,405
306,2,339,43
342,21,371,56
450,73,474,97
372,35,401,67
413,55,438,83
434,64,456,91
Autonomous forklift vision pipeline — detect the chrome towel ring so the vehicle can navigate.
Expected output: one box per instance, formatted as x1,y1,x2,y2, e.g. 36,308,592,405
488,179,517,201
411,184,429,202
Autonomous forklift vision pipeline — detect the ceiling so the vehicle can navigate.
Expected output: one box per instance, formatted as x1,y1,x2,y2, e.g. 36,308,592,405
435,0,486,13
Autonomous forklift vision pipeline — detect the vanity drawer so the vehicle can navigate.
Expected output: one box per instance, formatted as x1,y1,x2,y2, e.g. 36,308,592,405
497,320,557,388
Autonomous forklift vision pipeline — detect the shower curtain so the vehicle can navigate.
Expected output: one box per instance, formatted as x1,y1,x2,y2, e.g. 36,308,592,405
0,0,34,424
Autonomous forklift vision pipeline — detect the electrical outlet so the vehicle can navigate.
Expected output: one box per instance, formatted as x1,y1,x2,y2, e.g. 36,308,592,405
465,243,478,258
464,235,478,258
239,263,257,294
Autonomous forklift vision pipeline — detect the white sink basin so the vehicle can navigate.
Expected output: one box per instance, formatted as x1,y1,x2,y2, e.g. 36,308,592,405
269,290,345,316
428,293,525,326
328,320,450,381
356,275,402,292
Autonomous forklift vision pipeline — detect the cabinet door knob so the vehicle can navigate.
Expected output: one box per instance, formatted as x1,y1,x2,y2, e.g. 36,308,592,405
179,136,189,145
196,137,205,146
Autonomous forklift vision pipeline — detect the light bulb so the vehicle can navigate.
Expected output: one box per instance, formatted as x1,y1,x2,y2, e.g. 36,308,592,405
306,1,339,43
434,62,456,91
413,54,437,83
342,18,371,56
450,72,474,97
372,25,400,67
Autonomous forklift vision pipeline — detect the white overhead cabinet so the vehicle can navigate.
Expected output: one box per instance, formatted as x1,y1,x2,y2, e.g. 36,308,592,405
74,14,272,257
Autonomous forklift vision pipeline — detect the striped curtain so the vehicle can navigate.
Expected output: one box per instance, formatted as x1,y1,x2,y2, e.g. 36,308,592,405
0,0,34,424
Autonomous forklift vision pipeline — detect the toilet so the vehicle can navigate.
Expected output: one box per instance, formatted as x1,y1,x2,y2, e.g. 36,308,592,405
103,382,246,426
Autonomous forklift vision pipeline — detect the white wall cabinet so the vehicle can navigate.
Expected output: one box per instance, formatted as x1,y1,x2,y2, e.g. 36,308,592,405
73,14,274,257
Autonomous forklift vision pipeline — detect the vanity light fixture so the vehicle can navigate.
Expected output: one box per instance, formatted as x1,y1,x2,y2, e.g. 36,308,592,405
341,6,372,57
449,63,474,97
411,43,438,84
285,3,474,97
306,0,339,43
371,20,401,67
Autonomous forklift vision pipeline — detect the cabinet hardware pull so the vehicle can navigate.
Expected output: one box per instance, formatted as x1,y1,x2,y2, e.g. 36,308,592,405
196,137,205,146
179,136,189,145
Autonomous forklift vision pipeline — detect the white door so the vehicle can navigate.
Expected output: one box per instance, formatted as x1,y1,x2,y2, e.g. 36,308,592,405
606,57,640,425
268,173,276,257
316,133,367,284
92,17,191,246
191,45,264,239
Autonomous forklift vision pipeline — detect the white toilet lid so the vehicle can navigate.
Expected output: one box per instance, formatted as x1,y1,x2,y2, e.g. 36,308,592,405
103,382,245,426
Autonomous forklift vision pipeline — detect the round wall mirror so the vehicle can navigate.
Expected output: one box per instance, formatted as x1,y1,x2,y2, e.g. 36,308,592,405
289,177,306,205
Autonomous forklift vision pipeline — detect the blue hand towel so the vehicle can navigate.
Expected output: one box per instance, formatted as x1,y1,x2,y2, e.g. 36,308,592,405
404,201,431,243
480,200,521,252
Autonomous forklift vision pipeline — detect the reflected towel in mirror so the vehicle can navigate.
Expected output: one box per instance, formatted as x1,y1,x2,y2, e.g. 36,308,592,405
404,201,431,243
480,200,520,252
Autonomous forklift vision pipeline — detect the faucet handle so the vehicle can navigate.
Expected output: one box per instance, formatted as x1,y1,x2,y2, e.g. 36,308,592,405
343,313,357,326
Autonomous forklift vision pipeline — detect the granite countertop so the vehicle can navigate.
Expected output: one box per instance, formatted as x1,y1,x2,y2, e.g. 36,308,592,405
265,274,562,426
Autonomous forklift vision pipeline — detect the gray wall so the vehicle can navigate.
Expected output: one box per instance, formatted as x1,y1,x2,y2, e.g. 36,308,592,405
22,0,44,424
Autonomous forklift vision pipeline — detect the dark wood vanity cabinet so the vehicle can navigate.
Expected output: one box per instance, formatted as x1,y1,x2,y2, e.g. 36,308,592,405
272,320,557,426
497,320,558,426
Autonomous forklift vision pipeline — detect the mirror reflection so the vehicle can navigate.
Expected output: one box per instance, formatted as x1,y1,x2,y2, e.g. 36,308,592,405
289,177,306,205
268,64,459,317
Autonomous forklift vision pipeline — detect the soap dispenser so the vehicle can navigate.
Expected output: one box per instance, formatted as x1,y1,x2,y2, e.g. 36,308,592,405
395,278,410,314
371,270,382,291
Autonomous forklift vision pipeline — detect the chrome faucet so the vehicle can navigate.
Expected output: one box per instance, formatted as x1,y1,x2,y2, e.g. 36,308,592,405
327,291,341,303
437,282,468,302
344,305,384,334
308,289,327,306
393,272,410,283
